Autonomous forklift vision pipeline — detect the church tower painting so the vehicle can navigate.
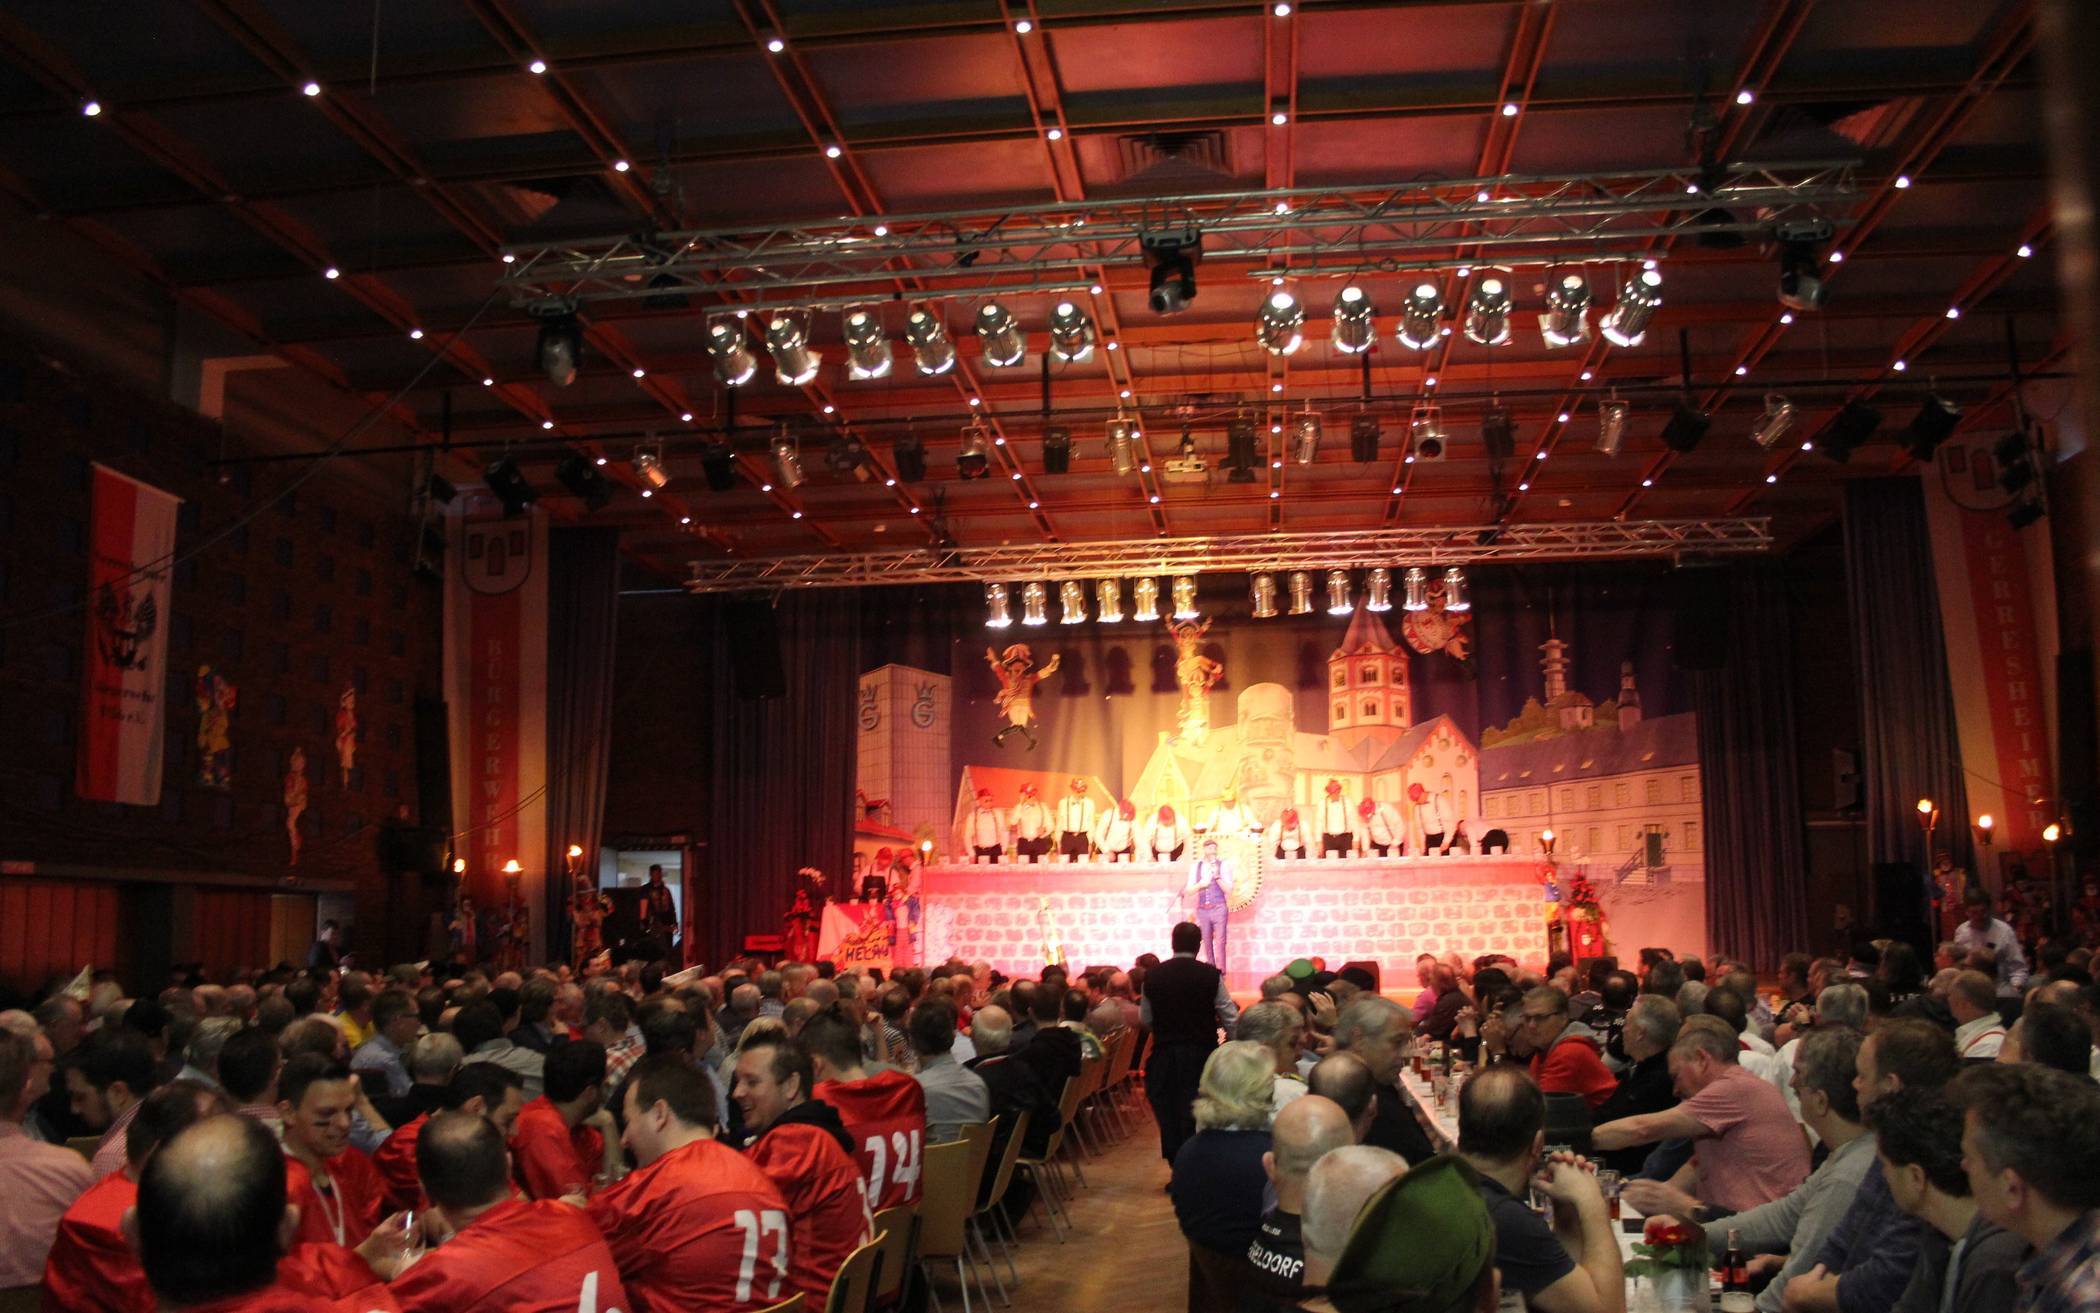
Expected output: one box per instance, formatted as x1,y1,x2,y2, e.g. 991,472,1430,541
1328,606,1412,740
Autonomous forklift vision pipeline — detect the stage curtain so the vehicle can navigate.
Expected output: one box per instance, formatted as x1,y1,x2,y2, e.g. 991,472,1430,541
1693,563,1810,964
702,589,863,968
1843,479,1973,897
545,528,623,963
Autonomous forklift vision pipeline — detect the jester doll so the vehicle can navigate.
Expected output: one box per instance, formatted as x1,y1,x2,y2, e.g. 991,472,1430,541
449,894,478,965
784,868,824,962
986,643,1059,749
570,875,611,973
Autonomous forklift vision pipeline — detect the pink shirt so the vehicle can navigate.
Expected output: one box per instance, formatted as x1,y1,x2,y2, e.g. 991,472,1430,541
1681,1065,1811,1213
88,1100,141,1181
0,1121,95,1287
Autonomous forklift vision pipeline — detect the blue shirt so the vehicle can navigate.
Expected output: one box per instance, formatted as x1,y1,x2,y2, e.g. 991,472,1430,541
1171,1128,1272,1256
1813,1150,1927,1313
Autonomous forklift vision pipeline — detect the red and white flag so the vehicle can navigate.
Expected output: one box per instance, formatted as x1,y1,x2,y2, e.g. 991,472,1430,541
77,464,182,804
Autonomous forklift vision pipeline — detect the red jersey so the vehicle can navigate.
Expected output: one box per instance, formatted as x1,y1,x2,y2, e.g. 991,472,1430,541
174,1246,394,1313
285,1147,389,1249
510,1097,603,1200
390,1198,630,1313
371,1114,428,1212
747,1120,875,1299
43,1169,150,1313
814,1070,927,1209
587,1137,793,1313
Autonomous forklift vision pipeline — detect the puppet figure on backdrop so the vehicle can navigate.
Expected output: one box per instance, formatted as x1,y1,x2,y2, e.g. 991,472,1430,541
282,745,309,866
1145,805,1192,862
570,873,611,972
1166,616,1225,743
194,665,236,789
987,643,1060,749
334,685,359,778
1273,807,1308,860
1010,781,1054,862
784,868,822,962
450,894,478,962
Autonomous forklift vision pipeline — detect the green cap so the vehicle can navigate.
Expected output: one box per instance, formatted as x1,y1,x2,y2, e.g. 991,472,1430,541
1325,1155,1495,1313
1285,958,1316,980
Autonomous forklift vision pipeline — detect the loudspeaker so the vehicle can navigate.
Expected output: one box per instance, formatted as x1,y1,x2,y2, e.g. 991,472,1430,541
412,698,452,831
724,594,787,699
1337,960,1381,992
1873,861,1932,948
1669,569,1729,671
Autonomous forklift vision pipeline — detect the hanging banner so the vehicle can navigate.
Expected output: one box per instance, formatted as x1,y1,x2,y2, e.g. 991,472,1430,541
443,494,550,957
818,901,896,973
1923,439,2059,855
77,465,182,805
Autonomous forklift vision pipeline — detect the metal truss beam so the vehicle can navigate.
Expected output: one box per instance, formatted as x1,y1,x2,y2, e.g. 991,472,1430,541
681,519,1772,592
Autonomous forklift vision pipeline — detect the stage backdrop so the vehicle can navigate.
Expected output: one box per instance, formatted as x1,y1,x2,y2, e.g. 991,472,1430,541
875,564,1710,967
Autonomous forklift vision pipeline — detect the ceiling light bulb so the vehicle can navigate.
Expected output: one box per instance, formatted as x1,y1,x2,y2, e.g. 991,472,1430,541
302,81,321,97
842,309,894,380
81,99,101,117
1541,271,1591,347
766,36,786,52
1501,102,1519,117
323,266,340,280
612,159,630,172
824,143,842,159
1049,301,1096,362
527,59,546,74
1463,276,1511,345
1736,89,1754,105
1271,111,1288,126
1015,19,1033,33
1258,290,1305,355
1398,282,1444,350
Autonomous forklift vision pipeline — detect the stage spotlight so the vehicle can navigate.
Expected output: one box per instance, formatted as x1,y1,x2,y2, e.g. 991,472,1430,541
1049,301,1095,362
484,457,536,517
1540,271,1591,347
1596,398,1630,455
534,312,584,387
985,582,1013,628
905,309,957,375
1292,412,1321,465
1325,568,1353,616
1287,570,1314,615
1021,581,1049,625
1172,575,1199,619
1096,577,1126,623
1994,429,2037,494
632,445,670,490
1059,581,1087,624
1365,566,1393,612
1408,407,1447,462
706,319,757,387
1749,394,1796,450
1226,418,1260,484
1820,400,1882,463
764,312,821,386
1442,566,1471,612
1331,285,1377,354
976,301,1026,367
1106,418,1138,475
1463,275,1512,346
1601,269,1663,347
1258,290,1306,355
1133,577,1161,623
1250,573,1278,618
770,433,806,488
1660,401,1710,454
893,434,928,482
1900,395,1961,462
957,425,991,479
555,454,612,511
1144,230,1201,314
1398,282,1444,350
700,442,737,492
843,309,893,380
1480,407,1515,465
1350,414,1381,463
1778,239,1825,312
1402,566,1429,612
1041,425,1072,474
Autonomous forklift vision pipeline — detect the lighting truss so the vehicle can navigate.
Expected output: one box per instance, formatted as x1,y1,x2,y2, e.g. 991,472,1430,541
684,519,1772,593
499,165,1858,311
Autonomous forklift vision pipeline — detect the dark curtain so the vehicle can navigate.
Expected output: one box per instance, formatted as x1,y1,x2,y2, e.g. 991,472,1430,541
702,589,863,967
1843,480,1973,903
544,528,623,962
1693,563,1810,963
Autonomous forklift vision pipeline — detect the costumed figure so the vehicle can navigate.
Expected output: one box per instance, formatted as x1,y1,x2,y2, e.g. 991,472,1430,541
1095,800,1138,863
1409,781,1453,855
449,894,478,963
1182,839,1235,969
888,864,921,966
570,874,611,973
282,746,309,867
1931,852,1970,942
1144,805,1192,862
1056,778,1097,862
963,787,1009,863
2003,868,2048,948
499,882,530,974
859,849,892,902
1273,807,1308,860
2075,876,2100,948
1166,617,1225,743
1205,788,1260,840
194,665,236,788
1359,796,1404,857
783,868,822,962
986,643,1060,749
1010,782,1054,862
334,685,359,778
1314,778,1357,858
642,863,679,950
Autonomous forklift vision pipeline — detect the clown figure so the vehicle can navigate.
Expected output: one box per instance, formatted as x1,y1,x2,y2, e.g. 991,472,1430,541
1095,799,1138,862
1273,808,1309,859
986,643,1060,749
1057,777,1097,862
963,787,1009,862
1010,782,1054,862
1145,805,1192,862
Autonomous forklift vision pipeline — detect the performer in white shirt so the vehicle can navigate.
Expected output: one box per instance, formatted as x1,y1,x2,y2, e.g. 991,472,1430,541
1314,778,1356,858
963,787,1008,862
1409,782,1454,855
1095,799,1138,862
1205,789,1260,840
1144,805,1192,862
1010,781,1054,863
1183,839,1235,969
1273,807,1308,859
1358,796,1404,856
1057,777,1096,862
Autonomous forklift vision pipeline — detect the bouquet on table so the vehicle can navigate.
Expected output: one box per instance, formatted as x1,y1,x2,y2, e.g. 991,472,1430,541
1625,1217,1709,1313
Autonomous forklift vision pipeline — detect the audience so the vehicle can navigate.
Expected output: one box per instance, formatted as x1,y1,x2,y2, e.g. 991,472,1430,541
803,1004,928,1210
1948,1062,2100,1307
1172,1040,1278,1311
1947,970,2008,1061
910,996,991,1143
1244,1094,1355,1309
509,1039,613,1200
74,1029,157,1180
1868,1087,2024,1313
0,1028,93,1289
1297,1145,1408,1292
1999,998,2093,1076
1331,995,1436,1164
1954,891,2031,1002
276,1053,387,1248
1590,994,1680,1174
1520,986,1618,1110
730,1030,873,1302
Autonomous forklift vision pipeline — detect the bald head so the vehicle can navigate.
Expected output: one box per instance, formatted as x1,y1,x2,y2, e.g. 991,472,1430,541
1300,1145,1408,1285
1308,1052,1377,1140
136,1115,290,1307
416,1110,513,1213
972,1005,1013,1056
1268,1095,1356,1212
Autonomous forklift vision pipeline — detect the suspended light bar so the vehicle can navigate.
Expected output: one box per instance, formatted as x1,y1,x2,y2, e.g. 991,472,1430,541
1058,580,1087,624
1287,570,1314,615
1106,417,1138,475
985,582,1013,628
1258,290,1305,355
1049,301,1096,362
1540,271,1591,347
1171,575,1199,619
764,312,821,386
1133,576,1161,622
1463,275,1512,346
1365,566,1393,612
770,434,805,489
1750,393,1796,450
1595,398,1630,456
1020,581,1049,625
1402,566,1429,611
976,301,1026,367
1331,285,1377,354
905,309,957,375
535,313,584,387
843,309,894,380
1398,282,1444,350
1442,566,1471,612
706,319,757,386
1325,568,1353,616
1292,412,1322,465
1601,269,1663,347
1095,577,1126,623
1250,572,1278,618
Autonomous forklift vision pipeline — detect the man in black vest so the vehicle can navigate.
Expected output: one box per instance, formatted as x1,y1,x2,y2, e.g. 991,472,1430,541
1142,921,1241,1164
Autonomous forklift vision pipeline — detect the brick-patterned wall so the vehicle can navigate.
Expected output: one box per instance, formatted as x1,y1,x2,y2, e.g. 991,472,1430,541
921,857,1551,990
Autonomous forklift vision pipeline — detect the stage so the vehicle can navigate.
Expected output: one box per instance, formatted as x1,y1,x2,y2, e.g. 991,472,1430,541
919,854,1566,992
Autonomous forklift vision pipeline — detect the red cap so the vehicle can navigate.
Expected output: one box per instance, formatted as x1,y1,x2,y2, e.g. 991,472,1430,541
1020,781,1039,797
1325,778,1342,795
1282,807,1299,826
1070,777,1087,792
1158,805,1176,824
1358,798,1376,817
976,788,994,801
1118,800,1135,820
1408,783,1426,803
875,847,893,863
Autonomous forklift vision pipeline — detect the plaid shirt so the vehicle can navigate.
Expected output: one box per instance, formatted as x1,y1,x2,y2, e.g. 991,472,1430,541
2020,1208,2100,1313
602,1030,645,1096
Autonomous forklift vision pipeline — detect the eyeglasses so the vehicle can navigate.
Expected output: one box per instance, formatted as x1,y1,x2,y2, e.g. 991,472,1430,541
1518,1013,1557,1026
